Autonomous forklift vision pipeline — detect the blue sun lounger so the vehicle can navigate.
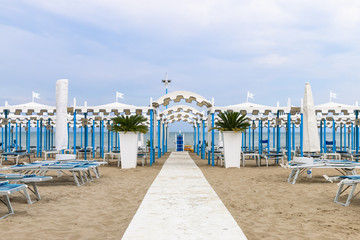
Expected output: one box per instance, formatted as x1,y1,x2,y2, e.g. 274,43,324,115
1,150,31,165
0,180,32,219
1,160,104,187
0,174,52,203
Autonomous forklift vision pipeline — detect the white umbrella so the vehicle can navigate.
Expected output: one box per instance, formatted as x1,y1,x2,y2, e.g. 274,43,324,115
55,79,69,151
303,82,320,152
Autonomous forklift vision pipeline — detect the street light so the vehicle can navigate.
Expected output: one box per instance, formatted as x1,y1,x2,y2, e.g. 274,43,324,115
162,72,171,95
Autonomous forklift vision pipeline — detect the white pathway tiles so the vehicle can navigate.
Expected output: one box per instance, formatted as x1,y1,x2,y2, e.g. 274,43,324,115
122,152,247,240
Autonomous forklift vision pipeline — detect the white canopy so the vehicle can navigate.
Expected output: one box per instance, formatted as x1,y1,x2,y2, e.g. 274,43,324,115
302,82,320,152
55,79,69,151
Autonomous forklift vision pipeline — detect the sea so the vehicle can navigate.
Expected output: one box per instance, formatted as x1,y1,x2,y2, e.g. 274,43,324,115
0,130,351,151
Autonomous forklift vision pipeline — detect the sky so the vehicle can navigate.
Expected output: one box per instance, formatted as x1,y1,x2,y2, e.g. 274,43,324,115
1,0,360,114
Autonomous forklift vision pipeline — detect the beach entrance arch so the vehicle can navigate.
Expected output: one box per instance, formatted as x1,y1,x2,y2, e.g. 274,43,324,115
149,91,216,165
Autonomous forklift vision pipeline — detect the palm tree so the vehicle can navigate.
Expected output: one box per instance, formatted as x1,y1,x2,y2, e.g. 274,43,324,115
212,111,249,132
110,115,148,134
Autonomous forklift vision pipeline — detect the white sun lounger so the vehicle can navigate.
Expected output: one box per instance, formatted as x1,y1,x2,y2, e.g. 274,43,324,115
0,180,32,219
283,157,360,184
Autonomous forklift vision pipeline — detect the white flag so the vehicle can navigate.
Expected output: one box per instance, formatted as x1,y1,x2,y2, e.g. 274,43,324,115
116,91,124,102
247,91,254,101
32,91,40,102
116,91,124,99
330,91,337,102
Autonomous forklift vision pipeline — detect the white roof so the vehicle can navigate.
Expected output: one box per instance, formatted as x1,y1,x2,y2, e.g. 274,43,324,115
0,101,56,115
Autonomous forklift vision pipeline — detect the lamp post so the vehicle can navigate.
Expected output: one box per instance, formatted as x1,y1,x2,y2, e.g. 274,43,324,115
162,73,171,109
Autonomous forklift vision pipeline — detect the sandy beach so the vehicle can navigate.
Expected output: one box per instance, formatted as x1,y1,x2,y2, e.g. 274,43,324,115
191,153,360,240
1,153,360,240
0,155,168,240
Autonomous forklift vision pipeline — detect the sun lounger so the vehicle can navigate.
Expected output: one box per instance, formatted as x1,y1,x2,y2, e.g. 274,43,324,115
0,180,32,219
104,150,121,166
1,150,31,165
333,175,360,206
283,157,360,184
43,150,59,160
0,174,52,203
241,151,260,167
0,160,104,187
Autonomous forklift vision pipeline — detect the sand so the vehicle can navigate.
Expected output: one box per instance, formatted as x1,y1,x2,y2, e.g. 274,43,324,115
191,153,360,240
1,153,360,240
0,155,168,240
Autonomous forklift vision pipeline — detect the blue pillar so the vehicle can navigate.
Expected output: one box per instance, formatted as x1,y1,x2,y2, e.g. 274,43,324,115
332,119,336,153
340,123,343,151
320,120,323,153
300,113,303,157
165,124,168,153
273,126,276,149
211,113,215,166
276,112,280,154
101,120,104,158
162,121,165,155
248,124,251,151
323,119,327,153
287,113,291,161
27,120,31,153
67,123,70,149
36,120,39,157
157,119,161,159
267,120,270,154
202,119,205,159
193,125,196,153
197,122,200,155
110,124,113,151
73,111,77,155
252,120,255,151
107,120,110,155
84,113,88,160
80,126,83,148
258,120,262,154
351,123,354,151
356,110,359,155
344,124,347,151
150,109,154,166
15,123,18,150
292,122,295,151
4,110,8,154
92,120,95,158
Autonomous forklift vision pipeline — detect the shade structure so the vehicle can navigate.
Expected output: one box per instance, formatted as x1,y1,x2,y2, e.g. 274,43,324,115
303,82,320,152
55,79,69,151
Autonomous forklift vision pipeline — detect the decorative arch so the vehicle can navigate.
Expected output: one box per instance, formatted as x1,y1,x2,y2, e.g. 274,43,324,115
166,112,199,121
161,105,203,117
152,91,212,108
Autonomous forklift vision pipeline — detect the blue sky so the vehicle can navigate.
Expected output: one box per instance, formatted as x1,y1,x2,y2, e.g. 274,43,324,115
1,0,360,111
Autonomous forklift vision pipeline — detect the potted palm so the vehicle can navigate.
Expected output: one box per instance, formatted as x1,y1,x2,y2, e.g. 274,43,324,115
110,115,148,169
212,111,249,168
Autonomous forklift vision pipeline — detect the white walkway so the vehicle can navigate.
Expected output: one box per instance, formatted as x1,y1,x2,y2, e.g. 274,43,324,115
122,152,247,240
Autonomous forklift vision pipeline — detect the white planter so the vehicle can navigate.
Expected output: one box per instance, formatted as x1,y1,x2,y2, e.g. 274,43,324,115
222,131,242,168
119,132,138,169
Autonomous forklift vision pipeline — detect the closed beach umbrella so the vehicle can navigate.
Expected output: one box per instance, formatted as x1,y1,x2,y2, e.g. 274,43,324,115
55,79,69,151
303,82,320,152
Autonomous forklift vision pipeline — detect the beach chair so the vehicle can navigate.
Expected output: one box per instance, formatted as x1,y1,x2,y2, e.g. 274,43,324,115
0,174,52,202
333,175,360,206
241,151,260,167
0,150,31,165
284,157,360,184
0,180,32,219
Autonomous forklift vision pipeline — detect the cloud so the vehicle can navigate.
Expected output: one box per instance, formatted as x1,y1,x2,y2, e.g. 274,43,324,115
1,0,360,111
255,54,288,66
